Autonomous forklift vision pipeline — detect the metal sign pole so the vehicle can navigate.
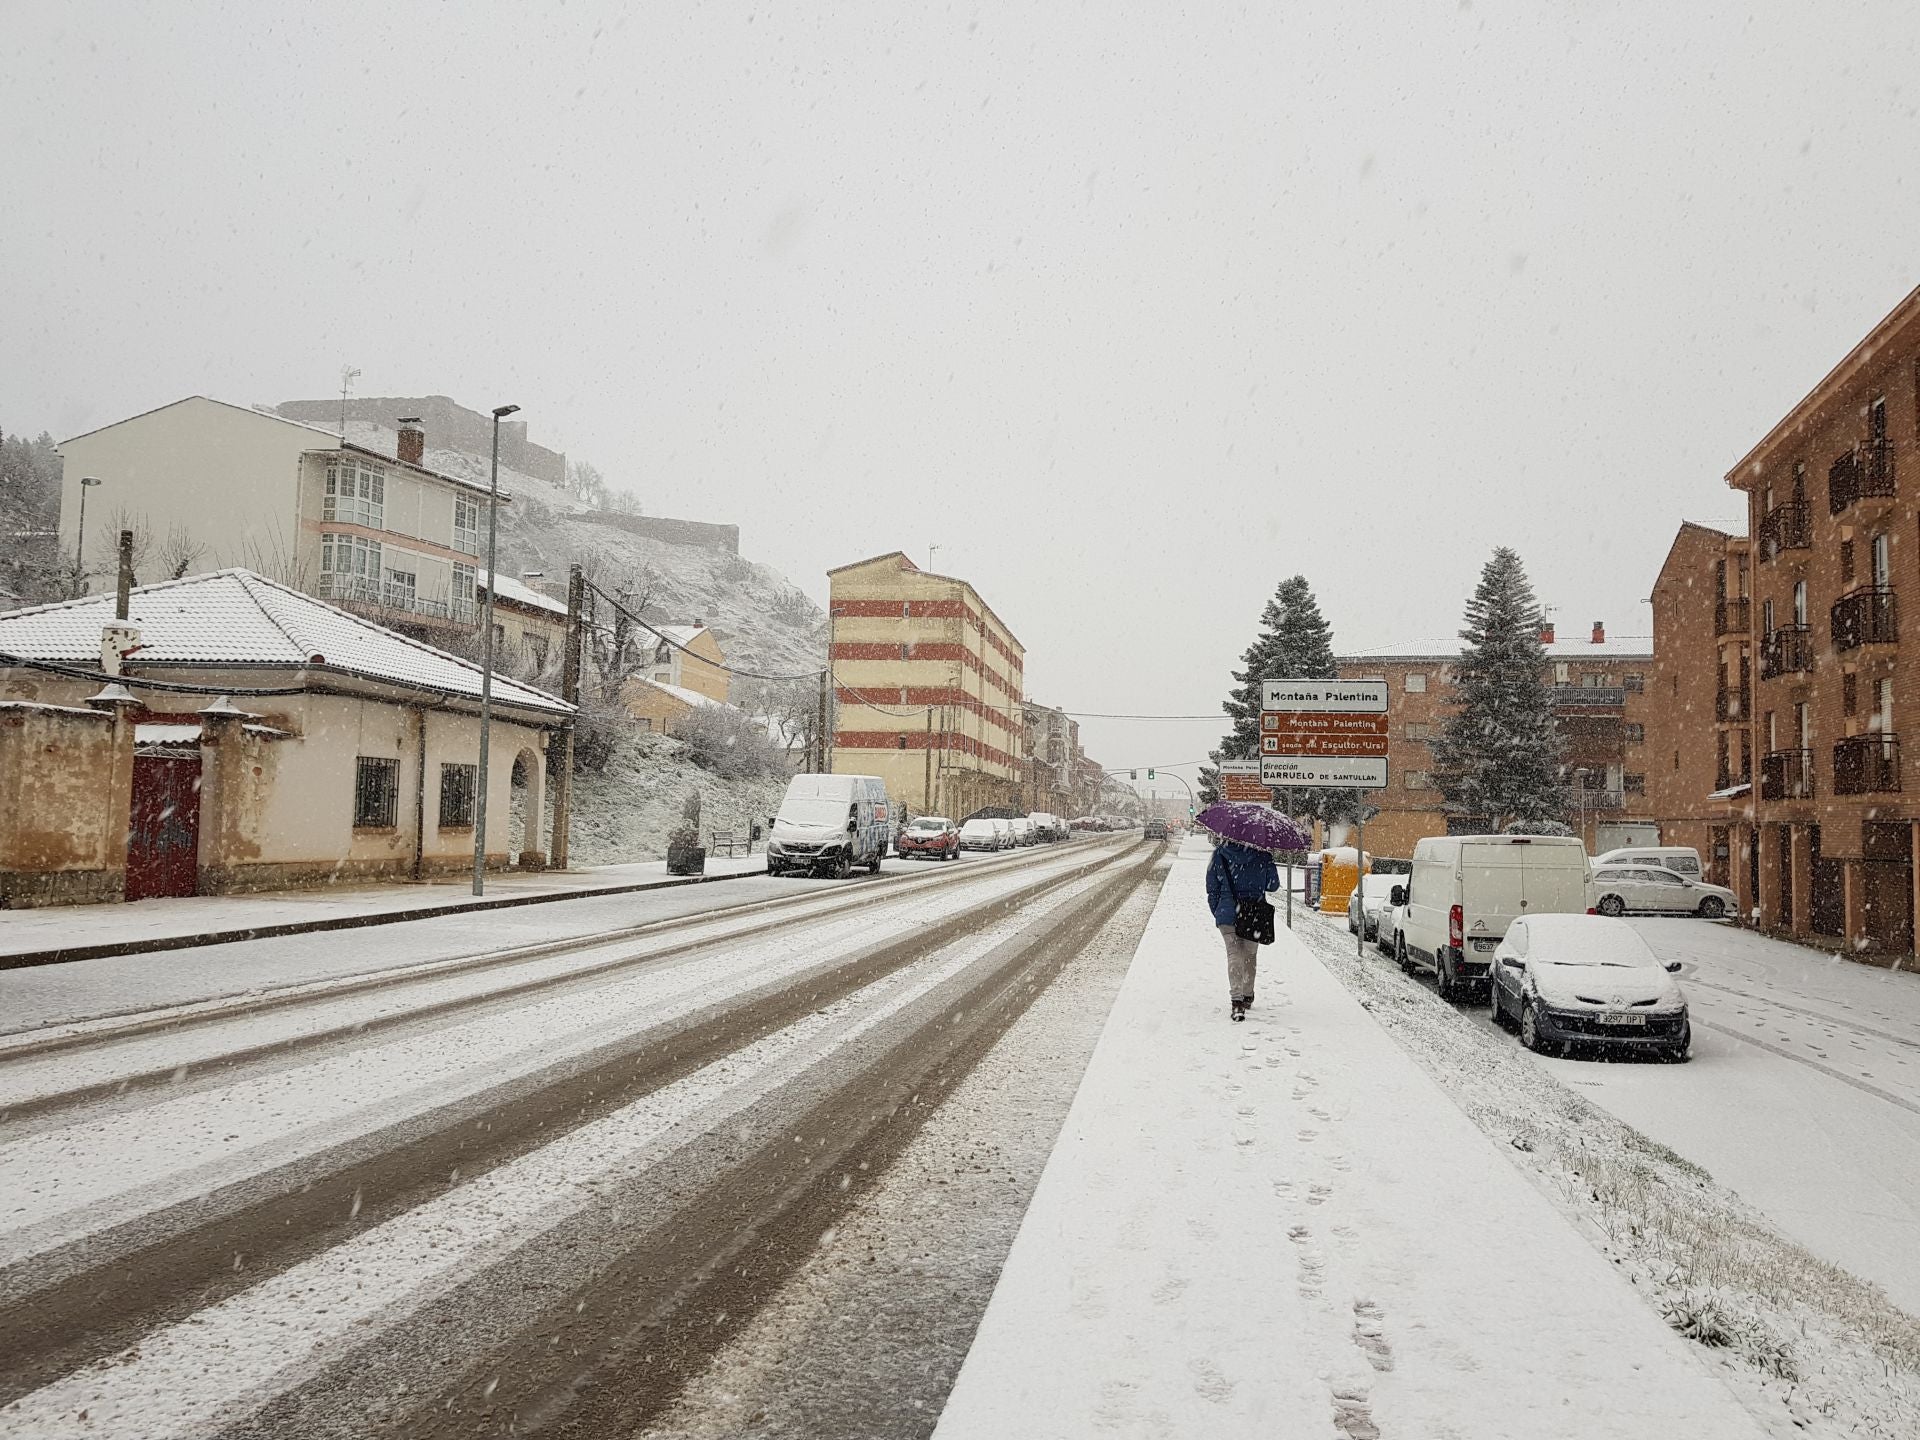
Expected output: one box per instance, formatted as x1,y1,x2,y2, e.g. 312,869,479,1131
1356,814,1366,958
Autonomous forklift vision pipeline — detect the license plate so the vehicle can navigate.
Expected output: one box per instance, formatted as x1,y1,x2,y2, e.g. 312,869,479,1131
1471,938,1498,952
1599,1012,1647,1027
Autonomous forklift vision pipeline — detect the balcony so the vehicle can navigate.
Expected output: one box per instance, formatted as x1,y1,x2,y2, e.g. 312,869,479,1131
1831,585,1897,652
1714,687,1750,723
1760,748,1815,802
1714,596,1750,637
1757,499,1810,558
316,573,479,628
1759,625,1813,680
1714,762,1752,793
1829,440,1897,514
1833,735,1901,796
1549,685,1627,710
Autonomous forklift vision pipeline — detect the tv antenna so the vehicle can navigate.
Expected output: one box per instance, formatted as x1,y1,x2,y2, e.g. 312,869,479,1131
339,365,361,439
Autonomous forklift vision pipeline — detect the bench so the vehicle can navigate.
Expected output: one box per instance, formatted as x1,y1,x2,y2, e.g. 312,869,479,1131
709,830,752,857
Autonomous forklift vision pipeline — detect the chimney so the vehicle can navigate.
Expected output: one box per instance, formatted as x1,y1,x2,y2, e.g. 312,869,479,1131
396,417,424,467
1539,621,1555,645
1592,620,1606,645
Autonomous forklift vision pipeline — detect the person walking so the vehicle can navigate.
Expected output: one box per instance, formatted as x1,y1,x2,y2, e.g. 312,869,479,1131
1205,835,1280,1021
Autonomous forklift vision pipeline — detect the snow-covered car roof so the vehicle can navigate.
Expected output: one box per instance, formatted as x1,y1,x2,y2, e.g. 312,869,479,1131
1514,914,1660,966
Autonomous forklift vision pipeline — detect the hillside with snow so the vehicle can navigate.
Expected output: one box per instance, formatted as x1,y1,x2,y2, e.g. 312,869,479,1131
323,418,827,678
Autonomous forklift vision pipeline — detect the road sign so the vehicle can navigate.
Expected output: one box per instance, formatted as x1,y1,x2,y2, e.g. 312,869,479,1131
1261,678,1389,790
1221,774,1270,802
1217,759,1261,776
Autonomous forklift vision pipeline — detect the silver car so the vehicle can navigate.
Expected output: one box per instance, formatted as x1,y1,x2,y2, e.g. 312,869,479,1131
1588,865,1735,919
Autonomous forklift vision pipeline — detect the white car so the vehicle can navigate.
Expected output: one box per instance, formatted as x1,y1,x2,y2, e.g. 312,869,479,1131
958,818,1003,852
991,818,1016,850
1589,865,1734,919
1593,846,1703,880
1375,900,1407,958
1010,816,1036,846
1488,913,1690,1061
1346,873,1398,942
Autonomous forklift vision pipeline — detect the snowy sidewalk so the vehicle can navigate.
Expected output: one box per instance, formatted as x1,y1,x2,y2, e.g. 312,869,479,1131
0,855,768,967
934,840,1768,1439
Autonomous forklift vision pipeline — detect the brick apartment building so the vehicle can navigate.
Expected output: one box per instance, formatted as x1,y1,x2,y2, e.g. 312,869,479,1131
1336,626,1657,858
1023,701,1084,816
1644,520,1753,892
1724,284,1920,957
827,552,1025,817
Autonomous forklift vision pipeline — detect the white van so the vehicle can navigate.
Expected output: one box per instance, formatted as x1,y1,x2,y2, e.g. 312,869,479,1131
767,773,895,878
1592,846,1703,880
1391,834,1590,1002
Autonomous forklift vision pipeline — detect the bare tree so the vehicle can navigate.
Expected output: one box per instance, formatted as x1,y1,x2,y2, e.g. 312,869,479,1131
159,524,206,581
96,509,152,587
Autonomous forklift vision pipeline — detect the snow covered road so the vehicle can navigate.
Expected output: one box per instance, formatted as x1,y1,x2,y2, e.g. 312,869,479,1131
0,836,1168,1438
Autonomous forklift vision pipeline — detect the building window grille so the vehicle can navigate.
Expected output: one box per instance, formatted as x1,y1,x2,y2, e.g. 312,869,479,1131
1623,673,1645,692
323,459,386,528
354,756,399,828
453,497,482,555
439,762,477,827
1623,773,1646,796
1625,723,1644,744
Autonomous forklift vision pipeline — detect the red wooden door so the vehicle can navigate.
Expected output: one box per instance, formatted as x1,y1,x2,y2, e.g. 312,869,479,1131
127,754,202,900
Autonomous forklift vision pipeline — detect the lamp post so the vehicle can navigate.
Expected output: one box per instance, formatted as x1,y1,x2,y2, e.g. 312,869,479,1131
1573,766,1590,851
74,477,102,596
471,404,519,896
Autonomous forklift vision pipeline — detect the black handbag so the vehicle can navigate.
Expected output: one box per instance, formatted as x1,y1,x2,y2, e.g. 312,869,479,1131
1220,852,1276,944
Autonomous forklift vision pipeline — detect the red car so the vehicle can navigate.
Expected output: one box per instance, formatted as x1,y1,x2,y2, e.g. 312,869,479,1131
896,815,961,861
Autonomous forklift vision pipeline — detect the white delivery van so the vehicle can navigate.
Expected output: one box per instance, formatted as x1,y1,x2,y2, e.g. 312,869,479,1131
1391,834,1590,1002
767,773,895,878
1592,846,1703,879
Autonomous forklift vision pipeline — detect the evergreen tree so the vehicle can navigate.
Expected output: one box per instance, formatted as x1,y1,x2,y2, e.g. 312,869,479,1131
1200,576,1337,807
1430,547,1564,830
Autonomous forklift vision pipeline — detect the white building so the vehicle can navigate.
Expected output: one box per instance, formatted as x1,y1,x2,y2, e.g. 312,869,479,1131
57,397,503,643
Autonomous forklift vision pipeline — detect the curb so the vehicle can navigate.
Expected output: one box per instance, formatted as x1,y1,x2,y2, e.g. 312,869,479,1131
0,865,768,971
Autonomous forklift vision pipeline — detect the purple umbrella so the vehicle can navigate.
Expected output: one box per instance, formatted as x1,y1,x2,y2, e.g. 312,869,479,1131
1194,801,1311,855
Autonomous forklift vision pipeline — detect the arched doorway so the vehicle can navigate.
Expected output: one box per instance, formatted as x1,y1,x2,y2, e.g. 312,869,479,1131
508,746,545,869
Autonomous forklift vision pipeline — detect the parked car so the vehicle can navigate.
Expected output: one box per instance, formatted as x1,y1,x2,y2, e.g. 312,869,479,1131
1010,816,1036,846
1029,811,1062,841
1488,913,1690,1062
1346,873,1397,941
1376,898,1407,957
959,818,1004,852
1144,818,1169,840
1592,846,1703,880
896,815,960,861
1394,834,1590,1002
767,773,894,878
1589,865,1734,918
991,817,1016,849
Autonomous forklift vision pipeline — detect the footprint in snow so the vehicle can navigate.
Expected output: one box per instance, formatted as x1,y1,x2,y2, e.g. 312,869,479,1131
1352,1298,1395,1373
1307,1183,1333,1206
1188,1356,1235,1403
1332,1386,1381,1440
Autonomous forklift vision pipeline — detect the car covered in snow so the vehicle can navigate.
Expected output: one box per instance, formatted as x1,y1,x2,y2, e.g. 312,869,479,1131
1009,816,1036,846
896,815,960,861
959,818,1006,852
1393,834,1591,1002
1588,865,1734,919
767,773,894,878
1143,818,1169,840
1488,913,1690,1062
1345,872,1397,942
1028,811,1062,841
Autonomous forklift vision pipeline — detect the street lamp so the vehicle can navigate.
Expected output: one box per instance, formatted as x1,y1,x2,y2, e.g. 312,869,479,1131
74,477,102,596
1573,766,1590,850
472,403,519,896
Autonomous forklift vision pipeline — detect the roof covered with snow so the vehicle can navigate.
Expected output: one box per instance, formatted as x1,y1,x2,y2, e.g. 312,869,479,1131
1342,632,1654,662
480,570,568,618
628,678,721,710
1685,517,1749,540
0,569,570,717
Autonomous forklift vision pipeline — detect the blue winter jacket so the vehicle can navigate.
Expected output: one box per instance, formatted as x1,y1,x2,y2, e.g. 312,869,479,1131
1205,843,1280,927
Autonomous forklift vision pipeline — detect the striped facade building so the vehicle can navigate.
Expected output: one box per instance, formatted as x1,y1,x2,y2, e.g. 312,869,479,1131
827,552,1025,817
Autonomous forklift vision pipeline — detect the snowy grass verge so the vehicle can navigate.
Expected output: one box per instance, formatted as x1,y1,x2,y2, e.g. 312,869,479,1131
1298,916,1920,1439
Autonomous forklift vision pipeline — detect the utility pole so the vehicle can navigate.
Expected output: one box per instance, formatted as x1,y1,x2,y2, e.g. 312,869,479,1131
114,529,134,619
923,708,933,813
550,563,584,870
472,403,519,896
815,668,831,773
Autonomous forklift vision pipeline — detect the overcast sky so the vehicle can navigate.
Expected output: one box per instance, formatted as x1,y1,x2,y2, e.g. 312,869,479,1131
8,1,1920,787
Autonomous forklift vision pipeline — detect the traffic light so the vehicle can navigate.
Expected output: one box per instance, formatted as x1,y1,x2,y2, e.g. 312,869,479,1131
1129,769,1137,780
1148,768,1156,779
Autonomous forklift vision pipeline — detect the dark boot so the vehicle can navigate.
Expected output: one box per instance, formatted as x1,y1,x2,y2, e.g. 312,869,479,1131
1231,999,1248,1021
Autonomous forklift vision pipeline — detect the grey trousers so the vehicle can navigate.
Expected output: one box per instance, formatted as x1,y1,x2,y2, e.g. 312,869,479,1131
1218,924,1258,1001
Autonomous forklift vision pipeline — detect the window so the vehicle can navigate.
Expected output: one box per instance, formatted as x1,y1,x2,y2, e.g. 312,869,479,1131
1623,774,1646,795
1405,770,1429,790
439,762,477,827
1792,581,1807,627
1554,662,1569,683
385,569,416,607
323,459,386,528
1404,673,1426,693
1843,673,1858,717
1876,677,1894,734
1797,701,1811,751
1873,532,1891,588
1581,671,1609,688
1762,597,1775,635
1625,723,1644,744
453,497,481,555
524,634,550,671
354,756,399,828
1792,459,1807,501
1871,394,1888,441
1841,539,1855,584
1404,723,1431,741
319,533,382,594
1623,673,1644,693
